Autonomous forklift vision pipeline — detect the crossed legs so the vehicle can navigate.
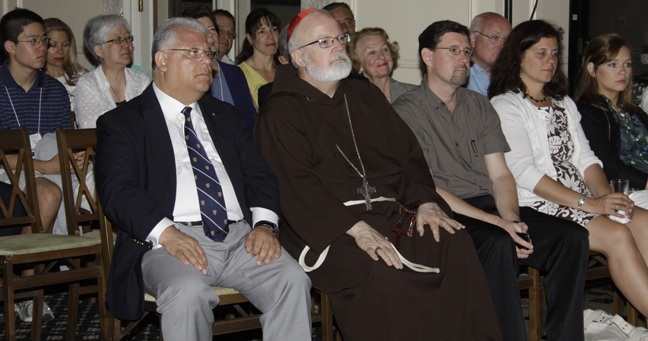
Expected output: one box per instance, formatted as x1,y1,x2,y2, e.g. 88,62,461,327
586,207,648,316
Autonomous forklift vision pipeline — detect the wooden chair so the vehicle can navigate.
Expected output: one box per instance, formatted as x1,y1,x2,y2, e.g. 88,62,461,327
55,127,99,236
95,198,334,339
56,127,114,339
100,212,335,340
518,267,543,341
0,127,108,340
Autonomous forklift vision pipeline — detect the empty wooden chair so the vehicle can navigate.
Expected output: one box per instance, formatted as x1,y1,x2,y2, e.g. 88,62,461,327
0,127,109,340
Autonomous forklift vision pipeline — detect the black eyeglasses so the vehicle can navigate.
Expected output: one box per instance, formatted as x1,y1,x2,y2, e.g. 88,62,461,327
297,33,350,50
166,48,218,62
435,46,473,58
103,35,134,45
17,36,49,47
473,31,507,44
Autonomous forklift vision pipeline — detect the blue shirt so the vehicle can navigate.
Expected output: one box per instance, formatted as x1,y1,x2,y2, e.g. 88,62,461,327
211,70,235,107
466,63,490,97
0,61,72,134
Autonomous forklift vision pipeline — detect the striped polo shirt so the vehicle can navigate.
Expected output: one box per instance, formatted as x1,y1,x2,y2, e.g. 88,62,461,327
0,61,72,135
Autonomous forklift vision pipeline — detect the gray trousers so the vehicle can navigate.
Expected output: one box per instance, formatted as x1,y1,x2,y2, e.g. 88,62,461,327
142,221,312,341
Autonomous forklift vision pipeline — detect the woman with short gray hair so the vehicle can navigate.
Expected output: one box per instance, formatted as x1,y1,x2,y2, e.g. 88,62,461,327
75,14,150,128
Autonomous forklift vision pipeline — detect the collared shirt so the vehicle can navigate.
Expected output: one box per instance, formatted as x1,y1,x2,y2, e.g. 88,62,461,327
147,84,252,247
0,61,72,134
210,70,234,105
394,77,510,199
466,63,490,97
220,54,235,65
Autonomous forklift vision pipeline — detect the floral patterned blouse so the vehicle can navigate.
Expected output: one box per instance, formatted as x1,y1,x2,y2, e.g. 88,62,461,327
530,100,597,226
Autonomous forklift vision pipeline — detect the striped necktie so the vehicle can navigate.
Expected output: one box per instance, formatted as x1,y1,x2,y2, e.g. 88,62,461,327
182,106,229,242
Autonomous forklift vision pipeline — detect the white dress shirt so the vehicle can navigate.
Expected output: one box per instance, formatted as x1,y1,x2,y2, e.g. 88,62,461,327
146,84,277,247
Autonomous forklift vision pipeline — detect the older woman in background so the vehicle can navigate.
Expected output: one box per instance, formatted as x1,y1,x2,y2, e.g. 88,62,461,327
236,8,280,110
44,18,87,112
349,27,414,103
576,34,648,193
75,14,149,128
489,20,648,318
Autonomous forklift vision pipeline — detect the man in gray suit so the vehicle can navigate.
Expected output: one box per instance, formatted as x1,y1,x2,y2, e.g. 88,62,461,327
96,17,311,340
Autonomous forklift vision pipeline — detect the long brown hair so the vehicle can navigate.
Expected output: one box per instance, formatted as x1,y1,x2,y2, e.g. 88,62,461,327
235,8,280,64
575,33,636,113
488,20,567,99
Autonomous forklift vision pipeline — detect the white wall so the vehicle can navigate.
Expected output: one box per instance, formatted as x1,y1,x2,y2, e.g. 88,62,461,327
1,0,102,69
348,0,570,84
1,0,570,82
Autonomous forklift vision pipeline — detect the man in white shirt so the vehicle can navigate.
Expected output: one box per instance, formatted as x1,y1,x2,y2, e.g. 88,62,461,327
95,17,311,340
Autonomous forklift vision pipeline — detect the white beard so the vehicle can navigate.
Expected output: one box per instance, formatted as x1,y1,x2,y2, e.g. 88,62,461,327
304,52,352,82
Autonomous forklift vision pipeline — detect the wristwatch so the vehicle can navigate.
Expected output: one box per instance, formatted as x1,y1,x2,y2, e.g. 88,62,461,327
253,220,279,238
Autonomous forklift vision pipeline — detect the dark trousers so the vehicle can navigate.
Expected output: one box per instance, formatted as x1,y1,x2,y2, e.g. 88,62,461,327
455,195,589,341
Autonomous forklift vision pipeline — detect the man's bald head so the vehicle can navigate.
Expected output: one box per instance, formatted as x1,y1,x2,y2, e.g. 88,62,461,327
469,12,511,73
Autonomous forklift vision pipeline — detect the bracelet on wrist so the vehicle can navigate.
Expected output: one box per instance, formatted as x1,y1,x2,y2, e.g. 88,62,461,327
577,194,587,209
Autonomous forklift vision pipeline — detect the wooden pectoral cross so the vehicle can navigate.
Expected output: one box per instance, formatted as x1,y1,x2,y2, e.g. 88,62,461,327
357,177,376,210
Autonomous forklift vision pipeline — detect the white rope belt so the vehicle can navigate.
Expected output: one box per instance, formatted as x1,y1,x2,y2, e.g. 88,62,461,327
297,196,440,274
342,196,396,207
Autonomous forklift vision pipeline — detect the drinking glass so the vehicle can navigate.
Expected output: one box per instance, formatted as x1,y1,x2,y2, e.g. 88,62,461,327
610,179,630,195
609,179,630,224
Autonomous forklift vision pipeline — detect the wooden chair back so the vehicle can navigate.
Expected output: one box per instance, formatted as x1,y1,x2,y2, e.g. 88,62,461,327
0,127,110,340
56,128,98,235
0,127,42,233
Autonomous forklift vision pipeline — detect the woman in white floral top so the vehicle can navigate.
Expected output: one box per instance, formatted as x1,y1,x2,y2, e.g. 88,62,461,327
490,20,648,318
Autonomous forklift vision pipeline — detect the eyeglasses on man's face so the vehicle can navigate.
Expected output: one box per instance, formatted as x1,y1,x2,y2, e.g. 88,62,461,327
297,33,350,50
17,36,49,47
435,45,473,58
103,35,134,45
473,31,507,44
166,48,218,62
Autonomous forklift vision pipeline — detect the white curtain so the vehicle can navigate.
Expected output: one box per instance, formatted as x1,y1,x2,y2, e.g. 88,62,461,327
302,0,332,11
104,0,123,14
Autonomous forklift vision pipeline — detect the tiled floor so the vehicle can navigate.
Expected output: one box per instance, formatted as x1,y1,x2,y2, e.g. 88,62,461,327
2,285,642,340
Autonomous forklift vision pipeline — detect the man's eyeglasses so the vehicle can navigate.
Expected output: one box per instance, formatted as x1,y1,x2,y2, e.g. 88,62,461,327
473,31,506,44
435,46,473,58
166,48,218,62
103,35,134,45
17,36,49,47
297,33,350,50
